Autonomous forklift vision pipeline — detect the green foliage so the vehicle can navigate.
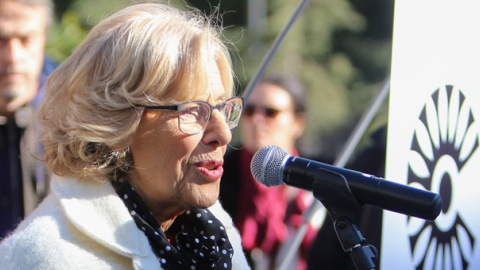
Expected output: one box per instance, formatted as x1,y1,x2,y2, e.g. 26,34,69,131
70,0,132,28
45,11,88,63
46,0,187,61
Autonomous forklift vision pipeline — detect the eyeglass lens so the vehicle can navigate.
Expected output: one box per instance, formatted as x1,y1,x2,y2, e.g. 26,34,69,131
178,97,243,134
243,105,281,118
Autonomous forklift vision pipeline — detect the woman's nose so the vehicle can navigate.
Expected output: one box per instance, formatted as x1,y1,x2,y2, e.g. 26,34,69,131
202,109,232,147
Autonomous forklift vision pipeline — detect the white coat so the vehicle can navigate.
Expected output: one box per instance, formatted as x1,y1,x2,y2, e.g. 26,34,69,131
0,175,251,269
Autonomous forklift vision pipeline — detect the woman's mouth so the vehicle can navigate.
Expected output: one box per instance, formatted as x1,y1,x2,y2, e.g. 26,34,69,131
195,161,224,180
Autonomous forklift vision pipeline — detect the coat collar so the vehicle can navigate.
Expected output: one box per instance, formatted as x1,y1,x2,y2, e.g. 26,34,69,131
50,175,157,262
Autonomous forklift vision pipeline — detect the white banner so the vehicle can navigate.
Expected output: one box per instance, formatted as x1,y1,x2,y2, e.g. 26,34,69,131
382,1,480,270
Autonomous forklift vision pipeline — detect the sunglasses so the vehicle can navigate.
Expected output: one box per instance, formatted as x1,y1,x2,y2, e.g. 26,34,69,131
243,105,285,118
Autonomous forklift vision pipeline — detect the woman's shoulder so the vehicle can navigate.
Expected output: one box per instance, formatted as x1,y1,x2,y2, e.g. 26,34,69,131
2,194,62,238
0,194,132,269
0,195,67,268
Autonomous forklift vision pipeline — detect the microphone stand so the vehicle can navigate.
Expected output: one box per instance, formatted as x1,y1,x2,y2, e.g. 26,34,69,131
312,168,377,270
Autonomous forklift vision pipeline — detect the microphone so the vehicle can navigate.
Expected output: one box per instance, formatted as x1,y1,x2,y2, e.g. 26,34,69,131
251,145,442,220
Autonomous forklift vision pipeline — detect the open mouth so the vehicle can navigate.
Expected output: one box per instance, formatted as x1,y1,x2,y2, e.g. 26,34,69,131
196,160,223,169
195,161,224,179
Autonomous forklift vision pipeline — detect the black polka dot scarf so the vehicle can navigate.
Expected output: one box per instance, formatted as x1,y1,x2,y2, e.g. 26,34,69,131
114,181,234,269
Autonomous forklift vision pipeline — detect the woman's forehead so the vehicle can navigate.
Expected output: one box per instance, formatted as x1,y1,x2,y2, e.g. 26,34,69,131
205,59,227,98
168,61,231,102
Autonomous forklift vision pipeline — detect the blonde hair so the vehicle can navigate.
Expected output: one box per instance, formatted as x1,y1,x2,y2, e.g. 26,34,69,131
38,2,234,181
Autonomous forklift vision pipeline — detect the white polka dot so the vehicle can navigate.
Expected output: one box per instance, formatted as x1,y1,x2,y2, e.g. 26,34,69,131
191,266,196,270
199,252,204,257
133,203,137,208
123,194,128,199
210,235,216,240
154,231,159,236
221,238,226,242
220,226,225,231
186,210,191,215
224,262,228,268
130,210,136,216
222,249,227,254
195,238,200,243
166,246,171,251
196,213,202,218
161,258,166,264
208,219,213,224
200,230,204,235
186,243,191,248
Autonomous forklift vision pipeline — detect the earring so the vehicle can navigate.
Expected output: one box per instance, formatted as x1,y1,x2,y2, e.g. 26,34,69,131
112,146,132,171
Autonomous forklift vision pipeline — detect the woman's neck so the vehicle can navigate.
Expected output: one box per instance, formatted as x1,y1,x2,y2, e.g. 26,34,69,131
157,210,184,231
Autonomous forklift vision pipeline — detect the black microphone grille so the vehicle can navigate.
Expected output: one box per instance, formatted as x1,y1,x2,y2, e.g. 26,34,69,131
250,145,290,186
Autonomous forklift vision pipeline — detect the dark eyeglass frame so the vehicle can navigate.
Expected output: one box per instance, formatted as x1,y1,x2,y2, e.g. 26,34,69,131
144,96,244,135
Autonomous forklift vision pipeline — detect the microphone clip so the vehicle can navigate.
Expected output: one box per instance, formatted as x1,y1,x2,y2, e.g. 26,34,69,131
312,168,377,270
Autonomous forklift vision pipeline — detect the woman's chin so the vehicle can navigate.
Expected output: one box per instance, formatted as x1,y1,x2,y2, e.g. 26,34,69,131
192,189,219,209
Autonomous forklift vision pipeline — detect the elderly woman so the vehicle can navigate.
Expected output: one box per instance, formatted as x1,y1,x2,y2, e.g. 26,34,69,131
0,2,250,269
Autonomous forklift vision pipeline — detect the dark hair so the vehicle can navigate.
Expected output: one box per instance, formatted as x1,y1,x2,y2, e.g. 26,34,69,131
261,72,306,114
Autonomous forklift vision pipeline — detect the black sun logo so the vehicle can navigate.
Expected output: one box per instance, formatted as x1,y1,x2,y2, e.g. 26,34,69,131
407,85,479,269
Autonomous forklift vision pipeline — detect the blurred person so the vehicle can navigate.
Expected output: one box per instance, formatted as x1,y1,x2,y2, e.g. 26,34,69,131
220,73,317,270
0,0,56,238
0,3,251,269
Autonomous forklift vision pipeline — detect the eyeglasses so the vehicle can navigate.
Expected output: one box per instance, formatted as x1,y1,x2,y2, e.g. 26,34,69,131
243,104,286,118
144,96,244,135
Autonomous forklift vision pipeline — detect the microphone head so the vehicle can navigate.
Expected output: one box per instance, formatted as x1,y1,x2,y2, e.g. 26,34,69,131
250,145,290,186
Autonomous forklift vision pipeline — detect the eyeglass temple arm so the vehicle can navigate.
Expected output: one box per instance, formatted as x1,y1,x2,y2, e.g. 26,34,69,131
144,105,178,110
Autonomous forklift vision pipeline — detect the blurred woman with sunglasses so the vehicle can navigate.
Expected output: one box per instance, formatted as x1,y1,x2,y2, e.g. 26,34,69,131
220,73,317,270
240,74,306,154
0,2,250,269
